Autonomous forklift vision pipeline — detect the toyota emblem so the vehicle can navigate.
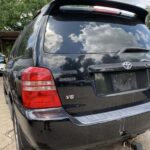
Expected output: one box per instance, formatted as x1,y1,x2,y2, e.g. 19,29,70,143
122,62,132,70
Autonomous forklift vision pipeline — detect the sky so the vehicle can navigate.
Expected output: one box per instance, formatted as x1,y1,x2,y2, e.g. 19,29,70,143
139,0,150,8
110,0,150,8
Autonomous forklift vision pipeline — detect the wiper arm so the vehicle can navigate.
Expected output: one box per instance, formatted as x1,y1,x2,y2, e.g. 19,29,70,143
113,47,149,57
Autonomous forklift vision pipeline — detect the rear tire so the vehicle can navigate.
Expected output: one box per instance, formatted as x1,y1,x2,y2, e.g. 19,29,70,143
13,114,26,150
13,114,33,150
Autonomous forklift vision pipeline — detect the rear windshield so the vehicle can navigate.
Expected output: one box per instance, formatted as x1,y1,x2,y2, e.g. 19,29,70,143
44,15,150,54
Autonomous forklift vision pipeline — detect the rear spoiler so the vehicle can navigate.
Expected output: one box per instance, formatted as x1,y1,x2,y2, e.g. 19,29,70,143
45,0,148,22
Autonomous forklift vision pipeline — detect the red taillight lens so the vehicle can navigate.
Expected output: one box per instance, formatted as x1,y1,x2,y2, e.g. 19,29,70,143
22,67,62,109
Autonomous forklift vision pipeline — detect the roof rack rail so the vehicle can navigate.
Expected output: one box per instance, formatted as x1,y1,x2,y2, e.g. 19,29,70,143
45,0,148,22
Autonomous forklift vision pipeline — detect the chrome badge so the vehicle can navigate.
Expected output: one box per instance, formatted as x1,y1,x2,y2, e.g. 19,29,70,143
122,61,132,70
65,95,75,100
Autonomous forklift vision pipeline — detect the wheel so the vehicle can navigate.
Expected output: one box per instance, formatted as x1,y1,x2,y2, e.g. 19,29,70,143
3,85,8,104
13,114,25,150
13,114,22,150
13,114,33,150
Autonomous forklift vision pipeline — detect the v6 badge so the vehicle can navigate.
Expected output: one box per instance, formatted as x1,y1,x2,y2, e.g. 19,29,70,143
65,95,75,100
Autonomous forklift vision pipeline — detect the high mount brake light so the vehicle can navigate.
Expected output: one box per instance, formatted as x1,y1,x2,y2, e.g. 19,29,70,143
22,67,62,109
60,5,136,17
93,6,120,15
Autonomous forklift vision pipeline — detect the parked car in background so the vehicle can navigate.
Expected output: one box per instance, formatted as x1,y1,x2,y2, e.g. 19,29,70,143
3,0,150,149
0,53,6,74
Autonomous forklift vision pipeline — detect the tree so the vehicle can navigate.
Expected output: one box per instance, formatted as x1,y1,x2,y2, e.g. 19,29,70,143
1,1,150,30
146,7,150,29
0,0,50,31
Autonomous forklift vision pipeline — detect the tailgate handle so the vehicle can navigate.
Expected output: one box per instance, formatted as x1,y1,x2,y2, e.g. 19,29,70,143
88,64,122,73
88,62,150,73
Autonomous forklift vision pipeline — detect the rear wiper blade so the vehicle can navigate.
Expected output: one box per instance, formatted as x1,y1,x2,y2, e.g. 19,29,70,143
113,47,150,57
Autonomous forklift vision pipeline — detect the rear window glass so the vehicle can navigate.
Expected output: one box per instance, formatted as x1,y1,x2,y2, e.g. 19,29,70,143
44,15,150,54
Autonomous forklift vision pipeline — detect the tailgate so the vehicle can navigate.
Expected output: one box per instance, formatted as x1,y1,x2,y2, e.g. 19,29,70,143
43,4,150,116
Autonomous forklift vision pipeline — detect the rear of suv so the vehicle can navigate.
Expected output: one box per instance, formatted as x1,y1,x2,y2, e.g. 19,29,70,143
3,0,150,149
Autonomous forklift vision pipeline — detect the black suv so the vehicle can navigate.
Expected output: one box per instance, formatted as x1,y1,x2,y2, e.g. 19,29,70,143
3,0,150,149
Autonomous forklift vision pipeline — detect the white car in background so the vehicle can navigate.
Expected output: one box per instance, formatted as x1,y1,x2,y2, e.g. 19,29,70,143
0,54,6,74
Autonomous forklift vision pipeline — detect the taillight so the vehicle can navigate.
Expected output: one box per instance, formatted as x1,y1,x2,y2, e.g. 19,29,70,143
22,67,62,109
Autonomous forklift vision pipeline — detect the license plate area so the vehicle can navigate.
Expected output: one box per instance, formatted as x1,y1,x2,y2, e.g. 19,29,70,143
95,70,148,95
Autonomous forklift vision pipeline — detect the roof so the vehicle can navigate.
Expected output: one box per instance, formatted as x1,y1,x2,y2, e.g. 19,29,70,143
48,0,148,22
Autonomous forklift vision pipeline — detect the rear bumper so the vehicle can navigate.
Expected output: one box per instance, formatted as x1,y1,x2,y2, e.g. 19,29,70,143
14,102,150,150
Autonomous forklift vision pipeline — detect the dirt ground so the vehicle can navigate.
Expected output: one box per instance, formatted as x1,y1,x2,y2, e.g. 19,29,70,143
0,77,150,150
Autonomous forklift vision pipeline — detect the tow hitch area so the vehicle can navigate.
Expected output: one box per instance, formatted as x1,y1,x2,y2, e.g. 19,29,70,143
123,140,143,150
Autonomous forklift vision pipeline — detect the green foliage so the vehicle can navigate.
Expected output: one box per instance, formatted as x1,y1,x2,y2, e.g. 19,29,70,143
146,7,150,29
0,0,50,31
0,1,150,30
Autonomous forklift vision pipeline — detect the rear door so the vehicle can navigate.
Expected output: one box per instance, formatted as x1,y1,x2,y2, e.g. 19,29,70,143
42,5,150,116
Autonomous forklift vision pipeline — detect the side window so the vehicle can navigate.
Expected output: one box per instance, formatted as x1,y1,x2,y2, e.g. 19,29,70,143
8,34,21,60
15,21,35,58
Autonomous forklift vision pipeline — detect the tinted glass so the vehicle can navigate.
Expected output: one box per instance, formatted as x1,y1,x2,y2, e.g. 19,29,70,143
9,34,21,59
16,27,31,57
44,15,150,54
15,20,36,58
